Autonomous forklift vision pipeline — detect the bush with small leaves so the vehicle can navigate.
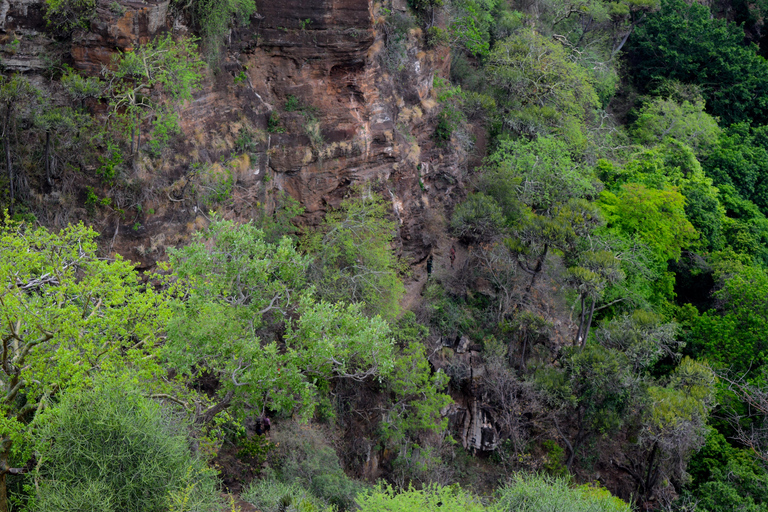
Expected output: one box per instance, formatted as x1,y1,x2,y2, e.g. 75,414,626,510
33,381,221,512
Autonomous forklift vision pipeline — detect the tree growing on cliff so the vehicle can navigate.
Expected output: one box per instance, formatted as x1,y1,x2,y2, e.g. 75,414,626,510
307,192,406,320
103,34,205,157
174,0,258,62
0,76,38,216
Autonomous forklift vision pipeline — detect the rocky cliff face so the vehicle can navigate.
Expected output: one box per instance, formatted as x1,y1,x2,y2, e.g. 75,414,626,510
1,0,465,271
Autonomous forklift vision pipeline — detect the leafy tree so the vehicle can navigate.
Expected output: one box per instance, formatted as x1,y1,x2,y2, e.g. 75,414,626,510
33,380,220,512
166,219,395,422
479,136,602,295
483,136,597,214
0,219,170,512
307,192,405,320
592,310,679,374
486,29,599,145
628,0,768,125
632,97,720,154
103,34,205,156
174,0,257,62
687,429,768,512
380,341,452,446
617,357,716,504
567,249,625,347
450,192,505,243
684,259,768,374
446,0,498,58
598,183,698,262
0,76,38,215
537,344,637,469
705,123,768,215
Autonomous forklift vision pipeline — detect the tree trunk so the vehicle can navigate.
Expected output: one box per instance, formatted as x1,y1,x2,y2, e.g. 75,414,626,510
4,104,12,216
44,131,52,187
580,297,596,350
519,328,527,372
575,294,587,346
525,244,548,293
0,471,7,512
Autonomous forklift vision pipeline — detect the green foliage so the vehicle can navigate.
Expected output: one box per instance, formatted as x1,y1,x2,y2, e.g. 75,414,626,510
307,192,405,320
178,0,257,62
242,477,334,512
33,381,221,512
285,95,301,112
684,260,768,373
357,482,486,512
450,192,505,242
496,474,632,512
433,111,455,147
268,423,363,510
381,342,452,445
687,429,768,512
542,440,568,477
704,123,768,215
628,0,768,125
104,34,205,154
237,434,275,467
167,219,395,420
483,136,596,213
598,183,698,261
380,10,415,73
268,111,285,133
60,66,103,105
632,97,720,154
448,0,498,58
486,29,599,145
593,310,679,373
44,0,96,35
0,218,169,487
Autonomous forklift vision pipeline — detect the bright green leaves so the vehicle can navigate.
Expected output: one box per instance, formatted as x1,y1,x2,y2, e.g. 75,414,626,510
381,342,451,445
599,183,697,261
358,483,486,512
483,136,596,213
448,0,499,58
0,218,170,483
285,297,395,382
684,261,768,373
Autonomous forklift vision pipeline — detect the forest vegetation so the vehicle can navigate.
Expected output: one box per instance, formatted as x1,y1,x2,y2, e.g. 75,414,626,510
4,0,768,510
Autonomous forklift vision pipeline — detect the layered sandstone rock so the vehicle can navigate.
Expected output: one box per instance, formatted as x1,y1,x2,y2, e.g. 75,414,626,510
1,0,465,270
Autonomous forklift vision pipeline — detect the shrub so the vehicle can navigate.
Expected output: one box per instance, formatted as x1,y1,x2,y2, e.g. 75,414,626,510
178,0,257,62
44,0,96,35
356,482,486,512
270,423,364,510
242,477,334,512
33,381,221,512
451,193,505,242
495,474,631,512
